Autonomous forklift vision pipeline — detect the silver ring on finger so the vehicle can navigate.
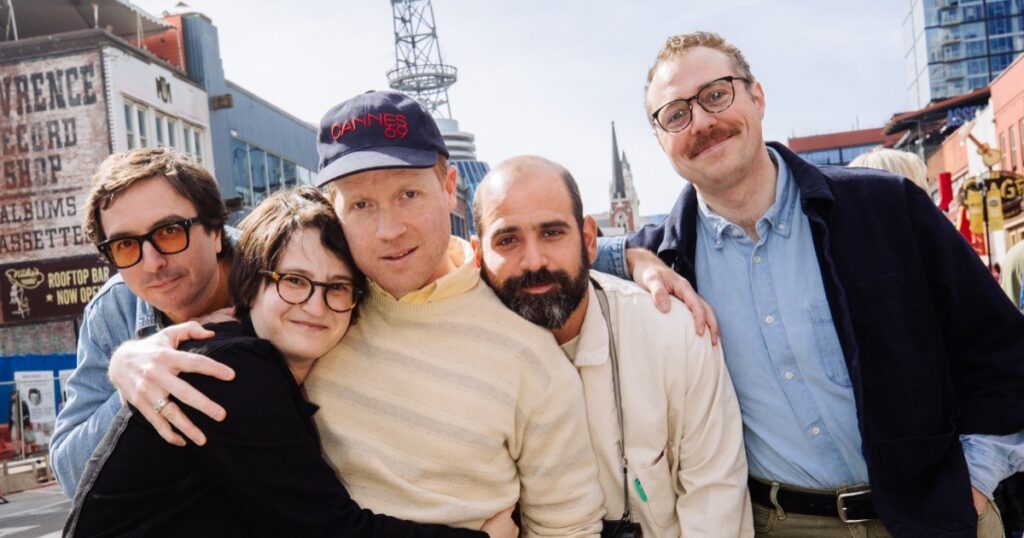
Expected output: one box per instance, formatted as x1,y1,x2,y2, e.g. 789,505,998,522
153,397,170,415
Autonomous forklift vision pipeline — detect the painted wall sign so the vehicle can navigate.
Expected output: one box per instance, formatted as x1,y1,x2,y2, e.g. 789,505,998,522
0,50,109,263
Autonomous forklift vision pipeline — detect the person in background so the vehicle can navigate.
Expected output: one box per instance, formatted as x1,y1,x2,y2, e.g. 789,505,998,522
65,187,514,538
848,147,930,192
1002,240,1024,308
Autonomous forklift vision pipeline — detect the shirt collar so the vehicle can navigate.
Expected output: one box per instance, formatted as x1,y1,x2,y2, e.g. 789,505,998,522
570,282,611,368
696,146,797,248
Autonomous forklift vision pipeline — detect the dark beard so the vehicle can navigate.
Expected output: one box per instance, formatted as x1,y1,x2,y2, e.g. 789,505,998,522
483,262,589,330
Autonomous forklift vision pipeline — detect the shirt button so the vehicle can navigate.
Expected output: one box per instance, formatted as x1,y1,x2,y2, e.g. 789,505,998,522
785,371,794,380
731,229,742,238
778,223,786,231
753,255,762,263
811,426,821,436
765,315,775,324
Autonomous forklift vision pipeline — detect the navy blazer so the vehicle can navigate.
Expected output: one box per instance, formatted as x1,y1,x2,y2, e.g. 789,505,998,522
628,142,1024,537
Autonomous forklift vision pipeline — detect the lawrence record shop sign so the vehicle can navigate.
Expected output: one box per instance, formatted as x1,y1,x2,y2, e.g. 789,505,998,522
2,255,111,323
0,50,108,264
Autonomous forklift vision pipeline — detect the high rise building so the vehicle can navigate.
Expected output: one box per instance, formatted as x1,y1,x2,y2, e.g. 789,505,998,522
904,0,1024,108
387,0,489,238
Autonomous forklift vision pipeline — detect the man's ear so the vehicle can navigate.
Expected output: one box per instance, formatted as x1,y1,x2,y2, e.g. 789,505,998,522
471,235,482,268
583,216,598,264
445,165,458,210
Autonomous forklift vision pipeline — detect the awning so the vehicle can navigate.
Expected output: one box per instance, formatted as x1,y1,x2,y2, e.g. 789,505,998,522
2,0,170,42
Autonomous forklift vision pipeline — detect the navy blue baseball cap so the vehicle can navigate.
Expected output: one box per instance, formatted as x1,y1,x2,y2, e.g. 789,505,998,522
315,91,449,187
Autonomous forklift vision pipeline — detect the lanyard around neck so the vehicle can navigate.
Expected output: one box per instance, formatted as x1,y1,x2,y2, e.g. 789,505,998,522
590,277,631,521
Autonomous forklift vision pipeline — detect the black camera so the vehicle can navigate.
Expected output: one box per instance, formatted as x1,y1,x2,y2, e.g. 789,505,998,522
601,518,643,538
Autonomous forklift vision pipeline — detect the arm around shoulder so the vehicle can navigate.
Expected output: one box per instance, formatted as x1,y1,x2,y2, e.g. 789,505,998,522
181,341,486,538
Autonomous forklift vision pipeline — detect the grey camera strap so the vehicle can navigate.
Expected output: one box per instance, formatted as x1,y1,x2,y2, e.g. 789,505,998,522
591,278,631,522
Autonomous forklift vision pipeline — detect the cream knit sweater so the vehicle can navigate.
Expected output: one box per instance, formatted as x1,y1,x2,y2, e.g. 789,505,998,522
304,275,604,537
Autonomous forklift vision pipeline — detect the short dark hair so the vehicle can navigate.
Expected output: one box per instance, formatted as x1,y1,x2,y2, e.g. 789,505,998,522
229,186,367,322
28,388,40,397
473,157,584,237
84,147,232,259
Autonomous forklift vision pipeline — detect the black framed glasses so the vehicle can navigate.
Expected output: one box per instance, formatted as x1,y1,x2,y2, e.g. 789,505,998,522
650,75,750,132
260,270,359,313
96,217,201,269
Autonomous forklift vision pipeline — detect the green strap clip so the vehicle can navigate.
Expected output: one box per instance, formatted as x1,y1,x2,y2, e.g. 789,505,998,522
634,478,648,503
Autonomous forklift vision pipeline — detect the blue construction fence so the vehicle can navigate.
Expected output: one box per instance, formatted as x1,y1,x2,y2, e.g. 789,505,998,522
1,354,76,423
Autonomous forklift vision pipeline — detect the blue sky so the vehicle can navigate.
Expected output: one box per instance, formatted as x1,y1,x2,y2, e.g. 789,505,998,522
133,0,908,215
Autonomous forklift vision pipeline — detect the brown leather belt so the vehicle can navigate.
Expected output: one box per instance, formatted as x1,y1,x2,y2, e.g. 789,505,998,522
748,477,877,524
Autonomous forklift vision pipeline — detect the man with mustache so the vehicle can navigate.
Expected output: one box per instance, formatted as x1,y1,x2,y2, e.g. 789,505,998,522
593,31,1024,537
474,155,751,537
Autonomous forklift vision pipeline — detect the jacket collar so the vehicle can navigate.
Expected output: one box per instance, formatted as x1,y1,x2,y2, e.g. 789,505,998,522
653,142,836,268
570,283,611,368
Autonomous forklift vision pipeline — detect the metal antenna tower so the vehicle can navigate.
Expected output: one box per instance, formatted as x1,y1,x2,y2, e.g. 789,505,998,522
387,0,457,119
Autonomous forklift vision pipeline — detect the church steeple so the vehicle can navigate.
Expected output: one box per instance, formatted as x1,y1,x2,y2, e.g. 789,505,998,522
609,122,640,233
611,122,627,199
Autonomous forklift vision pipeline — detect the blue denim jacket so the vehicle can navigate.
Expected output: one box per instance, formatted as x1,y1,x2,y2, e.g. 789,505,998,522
50,274,164,497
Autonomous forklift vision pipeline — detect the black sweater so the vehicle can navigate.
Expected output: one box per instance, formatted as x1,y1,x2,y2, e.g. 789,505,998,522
65,320,486,538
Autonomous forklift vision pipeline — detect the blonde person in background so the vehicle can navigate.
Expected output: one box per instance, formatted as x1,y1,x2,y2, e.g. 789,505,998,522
848,147,930,191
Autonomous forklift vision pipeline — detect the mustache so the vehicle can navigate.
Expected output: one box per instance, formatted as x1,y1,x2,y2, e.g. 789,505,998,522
504,268,571,292
687,125,739,158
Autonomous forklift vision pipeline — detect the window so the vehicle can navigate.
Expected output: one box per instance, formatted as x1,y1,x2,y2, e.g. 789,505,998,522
283,160,297,188
231,137,253,207
123,101,149,149
250,146,268,203
166,118,177,148
267,153,283,193
296,165,312,186
179,123,204,163
1012,126,1019,170
1018,119,1024,165
155,116,165,146
137,107,148,147
1001,133,1009,170
124,104,135,149
193,129,203,163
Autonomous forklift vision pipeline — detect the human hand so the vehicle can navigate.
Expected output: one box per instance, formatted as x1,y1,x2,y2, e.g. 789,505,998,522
192,306,237,325
626,247,720,345
971,486,988,516
481,506,518,538
109,321,234,447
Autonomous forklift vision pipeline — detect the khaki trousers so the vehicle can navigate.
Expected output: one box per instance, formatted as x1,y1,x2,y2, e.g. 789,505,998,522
753,498,1004,537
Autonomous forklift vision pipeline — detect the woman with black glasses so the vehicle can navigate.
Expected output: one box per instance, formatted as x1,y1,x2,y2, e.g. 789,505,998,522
65,187,515,538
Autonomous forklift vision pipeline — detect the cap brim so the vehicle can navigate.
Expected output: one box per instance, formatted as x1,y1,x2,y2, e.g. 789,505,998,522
316,146,439,188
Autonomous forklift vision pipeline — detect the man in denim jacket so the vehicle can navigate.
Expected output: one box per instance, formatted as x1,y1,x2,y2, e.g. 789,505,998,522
50,148,235,497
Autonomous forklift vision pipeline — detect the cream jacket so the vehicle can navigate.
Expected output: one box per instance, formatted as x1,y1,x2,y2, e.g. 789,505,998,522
572,272,753,537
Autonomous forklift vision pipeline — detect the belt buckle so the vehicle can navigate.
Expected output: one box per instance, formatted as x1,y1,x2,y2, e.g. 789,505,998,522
836,489,872,524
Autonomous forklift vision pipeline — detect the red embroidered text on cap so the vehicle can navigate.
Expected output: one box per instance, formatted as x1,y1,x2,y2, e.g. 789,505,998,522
330,113,409,141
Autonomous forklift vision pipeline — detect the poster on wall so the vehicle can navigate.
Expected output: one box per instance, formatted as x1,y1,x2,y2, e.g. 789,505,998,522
0,49,109,264
13,370,57,448
0,254,111,323
58,368,74,413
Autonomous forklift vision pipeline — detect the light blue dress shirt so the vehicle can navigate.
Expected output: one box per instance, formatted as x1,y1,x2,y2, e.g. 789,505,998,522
693,149,868,489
